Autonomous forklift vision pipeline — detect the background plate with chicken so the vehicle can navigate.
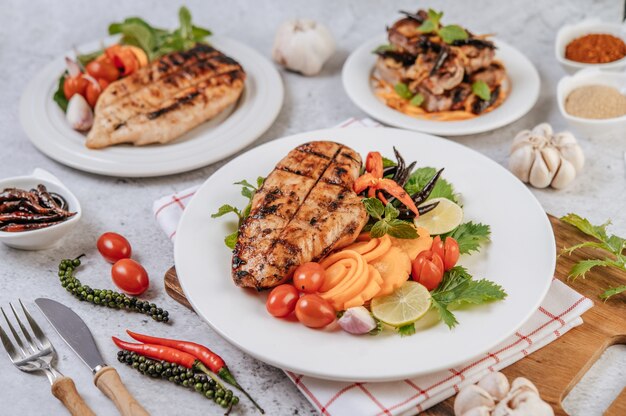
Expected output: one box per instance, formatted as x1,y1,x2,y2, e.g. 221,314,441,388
174,127,554,382
20,36,283,177
343,34,539,136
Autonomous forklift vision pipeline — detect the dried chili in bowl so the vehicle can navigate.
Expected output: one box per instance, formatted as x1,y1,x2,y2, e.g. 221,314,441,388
565,33,626,64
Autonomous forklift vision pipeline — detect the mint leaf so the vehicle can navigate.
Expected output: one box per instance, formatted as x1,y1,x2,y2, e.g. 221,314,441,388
211,204,240,219
397,323,416,336
405,167,457,203
384,203,399,220
224,231,238,250
438,24,468,44
410,93,425,107
442,222,491,254
386,220,418,239
472,80,491,101
394,82,413,99
362,198,385,220
369,220,389,238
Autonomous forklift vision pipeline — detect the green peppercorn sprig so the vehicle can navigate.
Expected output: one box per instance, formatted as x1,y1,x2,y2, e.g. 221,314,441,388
58,255,170,323
117,350,239,412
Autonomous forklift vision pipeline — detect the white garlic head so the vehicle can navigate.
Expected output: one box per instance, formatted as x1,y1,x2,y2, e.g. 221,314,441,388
272,19,335,76
454,384,495,416
477,372,510,401
508,123,584,189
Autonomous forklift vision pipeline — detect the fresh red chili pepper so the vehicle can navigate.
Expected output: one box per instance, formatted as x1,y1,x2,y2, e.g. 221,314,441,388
126,330,264,414
112,336,196,368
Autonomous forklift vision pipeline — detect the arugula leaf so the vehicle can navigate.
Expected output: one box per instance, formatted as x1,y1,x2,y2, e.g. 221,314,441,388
224,231,238,250
438,24,469,44
472,80,491,101
178,6,193,39
568,259,613,280
109,21,156,56
394,82,413,100
600,285,626,300
405,167,457,203
53,74,68,112
442,222,491,254
397,323,416,337
410,93,425,107
431,266,507,329
211,204,240,219
561,213,609,241
76,50,104,67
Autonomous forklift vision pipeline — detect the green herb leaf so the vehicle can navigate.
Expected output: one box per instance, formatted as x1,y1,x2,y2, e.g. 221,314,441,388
568,259,613,280
442,222,491,254
53,73,69,113
438,24,469,44
382,157,397,168
385,220,419,239
431,298,458,328
241,187,254,199
369,220,389,238
372,44,395,54
384,203,399,220
109,21,156,55
211,204,240,219
561,213,610,242
394,82,414,100
405,167,457,203
418,19,437,33
76,50,104,67
224,231,238,250
362,198,385,220
191,25,212,40
600,285,626,300
256,176,265,189
427,9,444,23
369,316,383,335
397,323,416,336
410,93,425,107
178,6,193,39
472,80,491,101
234,179,254,188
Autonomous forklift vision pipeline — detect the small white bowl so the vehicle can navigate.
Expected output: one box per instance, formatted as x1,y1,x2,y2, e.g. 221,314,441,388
0,168,82,250
555,19,626,74
557,68,626,138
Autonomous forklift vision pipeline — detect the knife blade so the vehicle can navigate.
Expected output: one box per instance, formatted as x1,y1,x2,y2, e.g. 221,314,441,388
36,298,150,416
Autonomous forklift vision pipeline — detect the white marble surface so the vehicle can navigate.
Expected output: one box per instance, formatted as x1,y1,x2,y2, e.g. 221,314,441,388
1,0,625,415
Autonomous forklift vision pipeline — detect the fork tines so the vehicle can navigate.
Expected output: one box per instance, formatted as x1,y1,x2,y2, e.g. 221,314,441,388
0,300,51,362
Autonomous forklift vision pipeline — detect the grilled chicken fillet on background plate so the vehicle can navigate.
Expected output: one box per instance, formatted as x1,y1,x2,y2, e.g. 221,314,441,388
86,44,245,149
232,141,369,290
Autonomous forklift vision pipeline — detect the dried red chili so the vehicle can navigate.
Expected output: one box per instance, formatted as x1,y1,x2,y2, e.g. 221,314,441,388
565,33,626,64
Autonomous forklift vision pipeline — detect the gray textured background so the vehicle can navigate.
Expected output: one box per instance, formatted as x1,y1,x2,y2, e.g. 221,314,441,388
1,0,625,414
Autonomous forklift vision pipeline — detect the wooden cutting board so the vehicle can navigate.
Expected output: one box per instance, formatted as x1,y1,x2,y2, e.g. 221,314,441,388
164,215,626,415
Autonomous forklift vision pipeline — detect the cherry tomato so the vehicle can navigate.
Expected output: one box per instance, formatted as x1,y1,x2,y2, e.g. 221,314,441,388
97,232,132,263
86,58,120,82
63,75,89,100
292,262,326,293
85,79,109,108
443,237,460,271
295,294,335,328
411,250,444,290
431,236,445,262
111,258,149,295
266,284,299,317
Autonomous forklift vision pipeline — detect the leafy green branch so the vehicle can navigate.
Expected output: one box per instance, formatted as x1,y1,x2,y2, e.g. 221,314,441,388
362,198,418,239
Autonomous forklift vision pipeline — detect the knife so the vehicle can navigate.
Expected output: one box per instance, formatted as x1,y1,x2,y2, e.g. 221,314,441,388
35,298,149,416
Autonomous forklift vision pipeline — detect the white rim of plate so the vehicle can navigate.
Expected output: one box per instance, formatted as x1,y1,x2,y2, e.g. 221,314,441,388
19,36,283,177
342,37,540,136
174,127,555,382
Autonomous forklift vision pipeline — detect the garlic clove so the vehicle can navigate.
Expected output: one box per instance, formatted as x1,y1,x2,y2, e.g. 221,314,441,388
529,150,553,188
552,131,577,147
511,129,532,153
454,384,495,416
559,143,585,173
540,147,561,175
551,157,576,189
461,406,492,416
272,19,335,76
66,94,94,131
509,377,539,396
531,123,553,138
508,146,534,183
515,395,554,416
477,372,510,402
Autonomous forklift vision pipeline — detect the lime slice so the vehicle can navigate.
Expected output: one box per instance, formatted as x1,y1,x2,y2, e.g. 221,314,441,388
371,281,432,327
413,197,463,235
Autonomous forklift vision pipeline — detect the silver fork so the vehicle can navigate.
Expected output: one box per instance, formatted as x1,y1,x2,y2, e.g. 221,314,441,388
0,300,95,416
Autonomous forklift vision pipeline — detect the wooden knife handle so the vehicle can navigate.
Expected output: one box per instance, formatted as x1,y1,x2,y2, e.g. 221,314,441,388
94,366,150,416
51,376,96,416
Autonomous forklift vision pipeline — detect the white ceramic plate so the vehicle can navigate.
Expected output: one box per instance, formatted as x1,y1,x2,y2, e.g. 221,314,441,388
342,37,540,136
174,127,555,382
19,36,283,177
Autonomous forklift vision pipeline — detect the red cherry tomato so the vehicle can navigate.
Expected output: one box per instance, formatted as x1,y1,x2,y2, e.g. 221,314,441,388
111,258,149,295
86,58,120,82
97,232,132,263
266,284,299,317
295,294,336,328
411,250,444,290
443,237,460,271
292,262,326,293
106,45,139,76
63,75,89,100
431,236,445,262
85,79,109,108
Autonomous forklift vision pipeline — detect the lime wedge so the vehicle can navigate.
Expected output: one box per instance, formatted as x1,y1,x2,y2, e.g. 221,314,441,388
371,281,431,327
413,197,463,235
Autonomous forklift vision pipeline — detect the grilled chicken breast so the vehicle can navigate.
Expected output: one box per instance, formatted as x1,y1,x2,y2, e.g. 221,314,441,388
86,44,245,149
232,141,369,290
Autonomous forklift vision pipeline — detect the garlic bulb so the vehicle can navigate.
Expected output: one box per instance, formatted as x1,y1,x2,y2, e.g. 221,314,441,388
338,306,377,335
272,19,335,76
66,94,93,131
508,123,584,189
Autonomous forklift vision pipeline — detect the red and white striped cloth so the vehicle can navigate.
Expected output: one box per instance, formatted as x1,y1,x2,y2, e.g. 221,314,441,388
153,118,593,415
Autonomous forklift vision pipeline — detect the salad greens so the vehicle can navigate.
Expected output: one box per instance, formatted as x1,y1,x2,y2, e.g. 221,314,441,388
404,167,458,203
416,9,469,44
442,221,491,254
472,80,492,101
362,198,418,239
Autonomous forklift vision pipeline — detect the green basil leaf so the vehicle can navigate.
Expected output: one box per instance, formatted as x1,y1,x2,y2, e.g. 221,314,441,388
409,93,424,107
394,82,413,100
472,80,491,101
438,24,468,44
427,9,444,24
418,19,437,33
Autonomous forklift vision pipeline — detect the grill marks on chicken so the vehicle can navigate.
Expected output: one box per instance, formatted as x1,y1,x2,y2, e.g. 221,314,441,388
86,44,245,149
232,141,368,290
